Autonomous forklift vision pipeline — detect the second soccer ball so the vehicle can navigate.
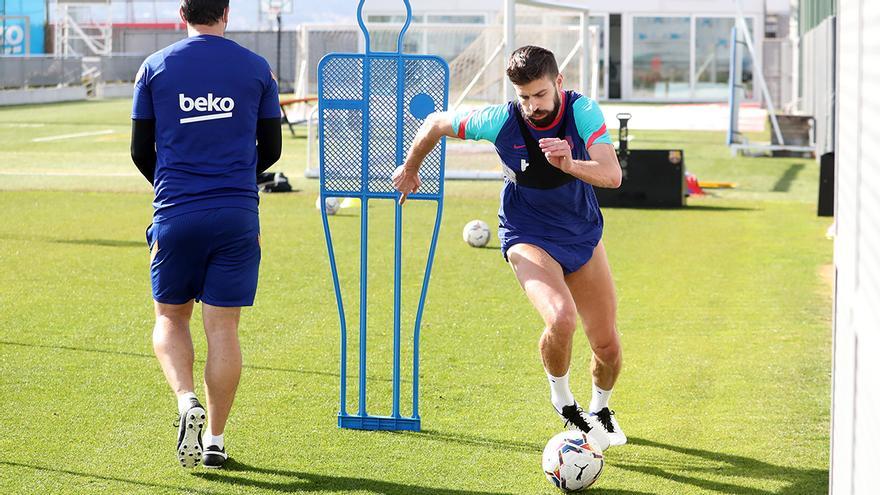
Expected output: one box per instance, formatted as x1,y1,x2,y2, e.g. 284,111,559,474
316,196,341,215
462,220,491,248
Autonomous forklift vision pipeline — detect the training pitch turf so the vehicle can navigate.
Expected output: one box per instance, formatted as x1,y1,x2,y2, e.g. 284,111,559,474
0,99,830,494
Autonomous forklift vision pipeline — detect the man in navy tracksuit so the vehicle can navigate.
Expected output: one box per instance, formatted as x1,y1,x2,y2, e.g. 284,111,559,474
130,0,281,469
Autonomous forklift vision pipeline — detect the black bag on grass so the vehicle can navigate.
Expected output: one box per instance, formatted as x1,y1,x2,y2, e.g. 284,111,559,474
257,172,293,193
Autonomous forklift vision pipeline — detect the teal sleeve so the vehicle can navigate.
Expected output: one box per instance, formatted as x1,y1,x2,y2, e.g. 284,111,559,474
573,97,612,148
450,104,508,143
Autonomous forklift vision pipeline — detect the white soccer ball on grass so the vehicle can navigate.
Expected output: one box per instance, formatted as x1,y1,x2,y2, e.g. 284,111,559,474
316,196,341,215
462,219,490,248
542,430,605,491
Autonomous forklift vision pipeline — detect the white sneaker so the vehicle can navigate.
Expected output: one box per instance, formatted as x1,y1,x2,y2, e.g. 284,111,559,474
589,407,627,447
556,403,611,451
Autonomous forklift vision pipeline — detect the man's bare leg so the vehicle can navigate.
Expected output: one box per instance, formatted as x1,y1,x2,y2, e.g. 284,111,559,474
153,300,196,397
507,243,578,378
201,303,241,467
153,300,207,467
565,241,626,445
506,243,609,447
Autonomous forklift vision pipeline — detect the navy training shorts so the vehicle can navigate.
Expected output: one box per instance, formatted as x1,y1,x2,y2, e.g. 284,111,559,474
146,207,261,307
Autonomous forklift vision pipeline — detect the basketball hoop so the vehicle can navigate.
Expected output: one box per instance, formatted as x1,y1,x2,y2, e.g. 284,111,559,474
261,0,292,17
261,0,293,91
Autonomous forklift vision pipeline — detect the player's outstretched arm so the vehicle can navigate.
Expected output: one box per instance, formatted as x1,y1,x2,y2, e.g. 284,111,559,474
392,111,457,205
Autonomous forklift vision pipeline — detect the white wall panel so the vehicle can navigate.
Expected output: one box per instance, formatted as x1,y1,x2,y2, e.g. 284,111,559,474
832,0,880,493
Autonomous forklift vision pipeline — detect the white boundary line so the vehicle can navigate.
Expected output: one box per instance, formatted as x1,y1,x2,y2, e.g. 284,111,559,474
0,171,139,177
31,129,115,142
180,113,232,124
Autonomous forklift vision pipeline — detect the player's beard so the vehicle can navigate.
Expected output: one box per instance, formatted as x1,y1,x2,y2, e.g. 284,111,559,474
525,91,561,128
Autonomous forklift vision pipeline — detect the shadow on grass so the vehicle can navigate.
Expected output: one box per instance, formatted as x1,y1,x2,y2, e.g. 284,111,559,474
772,164,805,192
0,451,650,495
196,459,518,495
199,459,652,494
0,233,143,248
0,460,224,495
391,429,543,454
617,437,828,495
0,339,403,384
53,238,144,248
602,204,760,212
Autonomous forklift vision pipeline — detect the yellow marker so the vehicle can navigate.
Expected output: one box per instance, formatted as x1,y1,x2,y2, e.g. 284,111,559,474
340,197,361,209
698,181,737,189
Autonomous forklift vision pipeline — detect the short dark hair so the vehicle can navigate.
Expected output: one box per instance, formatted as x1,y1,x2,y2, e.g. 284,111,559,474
506,45,559,85
181,0,229,26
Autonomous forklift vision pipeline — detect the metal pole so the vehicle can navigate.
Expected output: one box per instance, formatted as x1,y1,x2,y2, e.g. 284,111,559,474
733,0,784,145
276,13,282,90
590,26,599,101
2,0,7,55
580,11,590,97
504,0,515,102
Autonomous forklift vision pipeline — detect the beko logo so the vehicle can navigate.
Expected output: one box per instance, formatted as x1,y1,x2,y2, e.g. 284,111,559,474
178,93,235,124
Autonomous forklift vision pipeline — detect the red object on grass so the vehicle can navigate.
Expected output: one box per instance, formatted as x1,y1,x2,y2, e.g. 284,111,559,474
686,173,705,196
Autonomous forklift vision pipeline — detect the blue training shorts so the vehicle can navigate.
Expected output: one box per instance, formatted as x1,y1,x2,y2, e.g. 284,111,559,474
146,208,261,307
501,235,599,275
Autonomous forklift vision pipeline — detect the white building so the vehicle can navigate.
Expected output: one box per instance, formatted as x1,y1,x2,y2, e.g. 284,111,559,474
356,0,792,103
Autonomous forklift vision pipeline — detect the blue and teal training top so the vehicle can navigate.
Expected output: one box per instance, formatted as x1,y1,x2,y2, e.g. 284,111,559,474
451,90,612,247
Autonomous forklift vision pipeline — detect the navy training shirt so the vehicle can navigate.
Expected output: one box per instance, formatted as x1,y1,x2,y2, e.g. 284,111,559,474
132,34,282,221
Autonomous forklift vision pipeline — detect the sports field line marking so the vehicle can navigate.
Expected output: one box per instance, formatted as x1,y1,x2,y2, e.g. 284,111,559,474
31,129,115,142
180,113,232,124
0,171,138,177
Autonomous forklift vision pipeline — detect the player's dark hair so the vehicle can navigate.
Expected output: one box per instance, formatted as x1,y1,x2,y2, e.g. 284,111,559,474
506,45,559,85
181,0,229,26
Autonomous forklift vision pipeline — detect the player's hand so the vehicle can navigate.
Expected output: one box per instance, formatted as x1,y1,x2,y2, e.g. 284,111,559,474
392,165,421,205
539,138,574,172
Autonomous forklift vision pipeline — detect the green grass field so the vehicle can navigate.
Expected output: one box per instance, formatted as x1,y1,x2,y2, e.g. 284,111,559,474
0,99,831,494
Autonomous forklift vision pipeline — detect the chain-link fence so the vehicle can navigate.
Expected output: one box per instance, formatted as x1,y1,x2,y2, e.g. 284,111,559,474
0,56,82,89
100,54,143,82
113,29,298,85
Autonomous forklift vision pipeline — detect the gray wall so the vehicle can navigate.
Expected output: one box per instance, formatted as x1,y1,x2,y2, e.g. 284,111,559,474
113,29,298,86
1,29,333,93
0,56,82,89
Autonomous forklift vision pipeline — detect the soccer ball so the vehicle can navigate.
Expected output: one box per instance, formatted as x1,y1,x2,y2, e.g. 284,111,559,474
462,219,490,247
542,430,605,491
316,196,341,215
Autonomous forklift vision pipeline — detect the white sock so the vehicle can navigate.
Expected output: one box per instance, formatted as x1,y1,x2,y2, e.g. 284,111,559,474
177,392,198,415
588,384,612,413
547,370,576,412
206,433,224,449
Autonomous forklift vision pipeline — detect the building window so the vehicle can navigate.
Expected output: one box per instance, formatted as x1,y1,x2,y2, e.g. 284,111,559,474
632,16,690,99
425,14,485,25
367,14,487,25
366,15,425,24
695,17,754,99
